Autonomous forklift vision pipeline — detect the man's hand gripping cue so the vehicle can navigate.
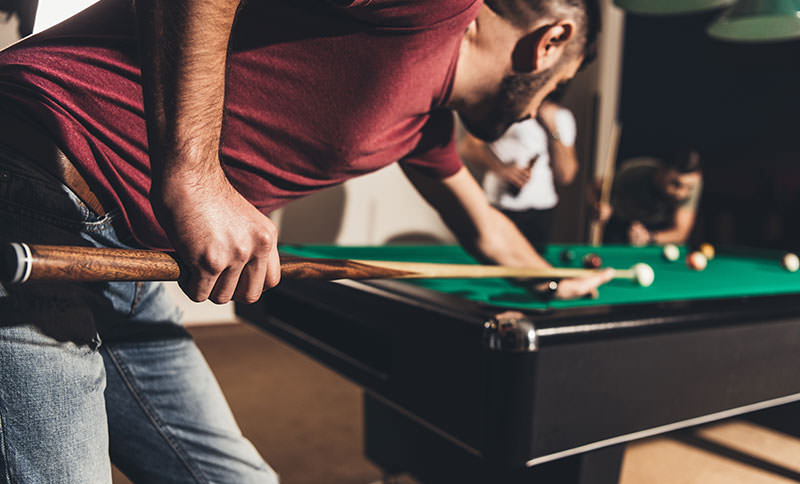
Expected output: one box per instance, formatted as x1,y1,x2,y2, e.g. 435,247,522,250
152,168,280,304
137,0,280,303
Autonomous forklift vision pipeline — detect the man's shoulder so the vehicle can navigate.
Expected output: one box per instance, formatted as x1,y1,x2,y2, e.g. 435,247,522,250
326,0,481,30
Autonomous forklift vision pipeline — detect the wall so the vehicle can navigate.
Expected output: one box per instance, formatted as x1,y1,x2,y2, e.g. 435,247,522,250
276,163,455,245
33,0,96,33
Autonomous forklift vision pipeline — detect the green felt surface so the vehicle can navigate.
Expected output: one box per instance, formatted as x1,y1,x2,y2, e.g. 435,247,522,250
278,244,800,310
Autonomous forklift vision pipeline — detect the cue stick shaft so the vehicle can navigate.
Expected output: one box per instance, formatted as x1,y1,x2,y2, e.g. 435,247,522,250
589,121,621,246
0,243,625,284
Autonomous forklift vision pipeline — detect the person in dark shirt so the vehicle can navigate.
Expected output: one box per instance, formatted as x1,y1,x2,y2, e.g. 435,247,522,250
0,1,607,481
597,148,703,246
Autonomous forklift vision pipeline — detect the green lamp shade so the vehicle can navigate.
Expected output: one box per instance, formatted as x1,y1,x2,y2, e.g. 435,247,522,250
613,0,736,15
708,0,800,42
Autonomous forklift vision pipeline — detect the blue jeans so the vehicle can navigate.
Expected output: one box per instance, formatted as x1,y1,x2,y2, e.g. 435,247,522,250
0,146,278,483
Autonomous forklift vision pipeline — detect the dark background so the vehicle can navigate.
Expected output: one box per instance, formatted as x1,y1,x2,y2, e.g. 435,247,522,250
618,10,800,249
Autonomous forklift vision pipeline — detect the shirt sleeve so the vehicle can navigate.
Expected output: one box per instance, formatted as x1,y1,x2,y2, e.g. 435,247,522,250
399,109,463,179
554,108,577,147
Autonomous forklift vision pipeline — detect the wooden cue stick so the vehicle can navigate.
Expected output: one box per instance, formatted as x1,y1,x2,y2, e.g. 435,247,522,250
589,121,621,246
0,243,634,285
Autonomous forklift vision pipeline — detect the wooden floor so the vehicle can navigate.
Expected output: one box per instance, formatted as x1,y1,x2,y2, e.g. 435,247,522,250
112,323,800,484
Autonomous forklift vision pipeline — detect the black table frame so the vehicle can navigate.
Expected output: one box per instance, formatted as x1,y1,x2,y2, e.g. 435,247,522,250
236,278,800,483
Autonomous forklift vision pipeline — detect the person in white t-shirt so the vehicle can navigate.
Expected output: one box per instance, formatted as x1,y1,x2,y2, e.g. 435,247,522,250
459,100,579,251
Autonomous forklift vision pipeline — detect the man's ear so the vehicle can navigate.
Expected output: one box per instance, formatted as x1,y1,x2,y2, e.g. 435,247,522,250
511,20,576,73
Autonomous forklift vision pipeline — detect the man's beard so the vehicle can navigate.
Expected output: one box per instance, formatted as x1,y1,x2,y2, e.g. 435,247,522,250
458,69,552,142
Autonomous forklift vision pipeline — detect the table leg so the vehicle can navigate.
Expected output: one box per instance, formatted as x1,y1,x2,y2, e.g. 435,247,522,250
745,401,800,438
363,394,624,484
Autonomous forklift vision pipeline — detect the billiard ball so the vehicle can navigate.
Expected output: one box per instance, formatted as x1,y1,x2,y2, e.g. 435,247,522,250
698,243,715,261
782,252,800,272
662,244,680,262
686,251,707,271
560,249,576,263
631,263,655,287
582,253,602,269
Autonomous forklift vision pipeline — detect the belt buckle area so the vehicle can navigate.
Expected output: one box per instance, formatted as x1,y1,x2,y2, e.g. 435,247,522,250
0,113,107,217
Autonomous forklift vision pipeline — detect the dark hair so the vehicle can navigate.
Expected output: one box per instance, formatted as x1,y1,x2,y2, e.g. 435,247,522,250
663,148,702,174
484,0,601,64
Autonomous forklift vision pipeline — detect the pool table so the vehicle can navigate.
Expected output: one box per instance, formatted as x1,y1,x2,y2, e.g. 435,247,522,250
235,244,800,483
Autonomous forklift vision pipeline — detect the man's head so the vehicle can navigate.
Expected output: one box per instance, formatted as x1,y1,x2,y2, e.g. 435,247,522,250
654,148,703,204
451,0,600,141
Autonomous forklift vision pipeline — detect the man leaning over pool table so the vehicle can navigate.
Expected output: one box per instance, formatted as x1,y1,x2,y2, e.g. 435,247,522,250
0,0,612,482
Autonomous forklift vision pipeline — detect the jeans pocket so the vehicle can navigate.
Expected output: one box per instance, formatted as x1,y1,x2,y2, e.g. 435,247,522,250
0,162,113,234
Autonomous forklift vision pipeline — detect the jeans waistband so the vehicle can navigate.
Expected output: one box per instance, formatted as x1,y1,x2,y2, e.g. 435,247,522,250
0,111,107,216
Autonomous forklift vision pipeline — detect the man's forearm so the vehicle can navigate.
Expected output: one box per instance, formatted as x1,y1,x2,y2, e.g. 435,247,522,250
402,166,548,269
459,134,507,173
133,0,283,305
651,227,691,245
466,206,550,269
651,208,696,244
403,167,611,300
549,141,578,186
135,0,243,189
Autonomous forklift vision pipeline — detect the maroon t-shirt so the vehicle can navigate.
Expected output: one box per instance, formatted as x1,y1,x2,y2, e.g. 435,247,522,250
0,0,479,249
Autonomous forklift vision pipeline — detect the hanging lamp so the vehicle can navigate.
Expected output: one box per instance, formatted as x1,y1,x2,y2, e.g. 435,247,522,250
613,0,736,15
707,0,800,42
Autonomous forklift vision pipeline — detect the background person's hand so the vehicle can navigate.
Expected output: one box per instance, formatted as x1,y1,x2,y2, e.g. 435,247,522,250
597,201,613,223
499,163,531,189
628,221,651,247
586,178,612,221
152,166,280,304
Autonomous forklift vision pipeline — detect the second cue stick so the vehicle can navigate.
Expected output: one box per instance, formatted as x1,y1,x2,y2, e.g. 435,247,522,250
589,121,621,246
1,243,652,286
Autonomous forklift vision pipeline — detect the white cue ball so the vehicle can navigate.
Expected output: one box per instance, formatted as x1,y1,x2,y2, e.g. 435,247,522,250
662,244,680,262
782,252,800,272
631,263,655,287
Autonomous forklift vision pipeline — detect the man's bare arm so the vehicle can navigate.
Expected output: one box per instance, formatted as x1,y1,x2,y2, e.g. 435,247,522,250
538,102,578,186
136,0,239,176
136,0,281,304
548,138,578,185
402,165,613,299
651,207,696,244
